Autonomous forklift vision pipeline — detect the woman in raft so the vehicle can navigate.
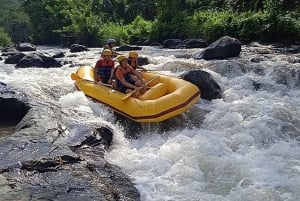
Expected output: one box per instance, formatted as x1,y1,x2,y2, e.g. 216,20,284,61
94,49,115,84
114,55,146,95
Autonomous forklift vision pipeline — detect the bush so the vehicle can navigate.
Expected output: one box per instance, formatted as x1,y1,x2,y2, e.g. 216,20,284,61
0,27,12,46
99,22,129,45
126,16,152,45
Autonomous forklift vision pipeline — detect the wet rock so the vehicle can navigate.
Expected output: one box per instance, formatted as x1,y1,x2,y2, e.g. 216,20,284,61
116,45,142,51
137,57,150,66
181,70,222,100
16,53,62,68
204,60,246,78
1,47,20,57
0,97,29,127
0,88,140,201
194,36,241,60
183,38,207,48
70,44,88,53
15,43,36,52
52,51,65,58
0,56,2,60
4,52,26,64
163,39,182,49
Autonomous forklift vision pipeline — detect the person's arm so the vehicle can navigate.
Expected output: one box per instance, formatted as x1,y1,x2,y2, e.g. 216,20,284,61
119,76,139,90
132,69,145,85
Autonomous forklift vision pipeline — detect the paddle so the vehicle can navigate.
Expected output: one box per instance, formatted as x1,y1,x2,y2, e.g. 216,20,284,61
122,76,160,100
70,73,112,88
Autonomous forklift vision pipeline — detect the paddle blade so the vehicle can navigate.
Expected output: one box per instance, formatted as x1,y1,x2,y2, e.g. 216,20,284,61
71,73,81,80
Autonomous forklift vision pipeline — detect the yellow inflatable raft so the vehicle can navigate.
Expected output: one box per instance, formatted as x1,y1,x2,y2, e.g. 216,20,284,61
71,66,200,122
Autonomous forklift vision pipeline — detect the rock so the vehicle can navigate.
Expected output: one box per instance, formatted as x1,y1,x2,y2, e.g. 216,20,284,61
204,60,245,78
0,97,29,127
163,39,182,49
0,57,2,60
16,53,62,68
4,53,26,64
15,43,36,51
70,44,88,53
137,57,150,66
194,36,241,60
1,47,19,57
180,70,222,100
52,51,65,58
0,88,140,201
183,38,207,48
116,45,142,51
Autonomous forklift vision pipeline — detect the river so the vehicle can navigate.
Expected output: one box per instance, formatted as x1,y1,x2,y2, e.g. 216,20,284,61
1,44,300,201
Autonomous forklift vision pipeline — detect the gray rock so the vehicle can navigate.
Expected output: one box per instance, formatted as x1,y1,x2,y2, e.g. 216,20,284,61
70,44,88,52
16,53,62,68
194,36,241,60
162,39,182,49
0,87,140,201
15,43,36,51
52,51,65,58
180,70,222,100
183,38,207,48
4,52,26,64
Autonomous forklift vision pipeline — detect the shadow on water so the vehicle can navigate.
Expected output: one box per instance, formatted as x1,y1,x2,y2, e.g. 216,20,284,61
0,97,29,135
114,105,207,138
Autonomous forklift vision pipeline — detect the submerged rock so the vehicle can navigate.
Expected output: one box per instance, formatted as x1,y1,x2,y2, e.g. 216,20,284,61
181,70,222,100
194,36,241,60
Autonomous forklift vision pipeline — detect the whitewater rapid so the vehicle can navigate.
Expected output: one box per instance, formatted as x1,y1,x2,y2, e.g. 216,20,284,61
1,45,300,201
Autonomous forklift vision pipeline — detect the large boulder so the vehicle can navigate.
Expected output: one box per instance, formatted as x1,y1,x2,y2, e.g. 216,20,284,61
116,45,142,51
15,43,36,52
16,53,62,68
194,36,241,60
70,44,88,52
181,70,222,100
183,39,207,49
163,39,182,49
4,53,26,64
137,57,150,66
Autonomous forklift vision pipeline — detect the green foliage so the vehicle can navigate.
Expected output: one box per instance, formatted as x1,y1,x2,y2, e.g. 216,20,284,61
99,22,129,45
1,0,298,46
126,16,153,44
0,0,30,43
0,27,12,46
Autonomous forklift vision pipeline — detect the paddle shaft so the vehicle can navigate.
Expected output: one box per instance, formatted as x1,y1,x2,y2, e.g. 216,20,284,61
122,75,160,100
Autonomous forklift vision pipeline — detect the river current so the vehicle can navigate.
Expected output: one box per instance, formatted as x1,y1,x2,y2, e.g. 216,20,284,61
1,44,300,201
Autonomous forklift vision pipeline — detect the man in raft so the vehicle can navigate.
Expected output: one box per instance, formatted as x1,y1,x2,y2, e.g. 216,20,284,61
94,49,115,84
114,55,146,95
103,38,120,57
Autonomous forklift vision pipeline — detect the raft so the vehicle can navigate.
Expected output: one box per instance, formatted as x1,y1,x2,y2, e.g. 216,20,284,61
71,66,200,122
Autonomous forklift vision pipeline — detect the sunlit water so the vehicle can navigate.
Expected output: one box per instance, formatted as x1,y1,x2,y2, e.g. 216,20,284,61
1,45,300,201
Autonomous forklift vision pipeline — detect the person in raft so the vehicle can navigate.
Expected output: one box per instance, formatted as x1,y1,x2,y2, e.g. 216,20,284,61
114,55,145,94
127,51,147,72
103,38,120,57
94,49,115,84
